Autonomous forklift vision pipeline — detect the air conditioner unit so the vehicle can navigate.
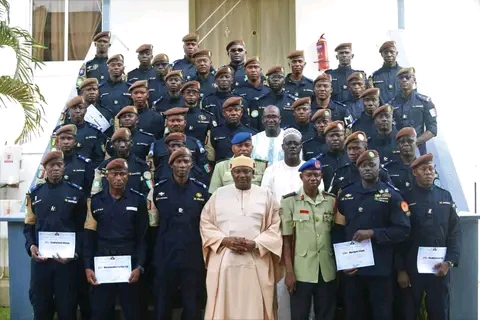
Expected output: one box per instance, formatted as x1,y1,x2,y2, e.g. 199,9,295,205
0,146,22,184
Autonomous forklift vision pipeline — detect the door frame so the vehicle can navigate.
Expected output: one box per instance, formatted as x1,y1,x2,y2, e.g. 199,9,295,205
188,0,296,52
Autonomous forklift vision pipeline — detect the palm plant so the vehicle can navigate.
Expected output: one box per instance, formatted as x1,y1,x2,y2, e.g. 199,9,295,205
0,0,46,143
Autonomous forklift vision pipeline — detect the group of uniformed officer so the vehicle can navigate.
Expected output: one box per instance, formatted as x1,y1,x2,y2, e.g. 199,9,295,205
22,29,458,320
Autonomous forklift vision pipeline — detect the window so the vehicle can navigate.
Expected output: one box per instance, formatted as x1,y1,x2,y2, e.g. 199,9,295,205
32,0,102,61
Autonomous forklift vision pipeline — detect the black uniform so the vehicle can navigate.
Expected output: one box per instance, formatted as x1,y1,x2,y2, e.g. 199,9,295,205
152,177,210,320
106,128,155,161
84,188,149,320
172,57,196,81
284,74,314,98
344,98,364,121
24,180,86,320
370,63,402,104
398,183,460,320
62,152,94,196
326,66,365,102
127,66,156,84
77,56,109,90
330,162,393,195
147,75,167,106
210,123,256,163
185,107,215,143
152,93,185,114
316,151,350,192
201,91,238,125
249,89,297,131
284,122,316,142
152,134,208,170
233,82,270,117
302,135,329,160
336,180,411,320
136,107,165,140
351,112,376,139
193,71,217,98
311,99,352,125
98,80,132,119
368,128,399,164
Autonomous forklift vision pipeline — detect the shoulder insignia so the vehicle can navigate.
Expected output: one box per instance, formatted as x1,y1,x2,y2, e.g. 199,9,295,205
195,139,206,154
153,97,163,106
139,129,154,137
333,100,347,107
130,188,146,198
67,181,83,191
322,191,336,198
417,93,431,102
382,160,394,168
154,178,168,188
381,166,389,173
282,192,297,199
202,109,214,117
172,59,181,65
303,137,314,144
315,153,324,160
77,154,92,164
87,122,101,131
29,182,45,194
190,178,207,189
98,81,106,88
304,77,313,83
287,93,297,101
135,157,148,165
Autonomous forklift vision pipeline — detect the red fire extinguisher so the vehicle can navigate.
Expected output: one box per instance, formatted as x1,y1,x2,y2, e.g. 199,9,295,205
316,33,329,71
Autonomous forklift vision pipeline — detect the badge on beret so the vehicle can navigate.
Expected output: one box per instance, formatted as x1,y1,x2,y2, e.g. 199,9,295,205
64,175,69,180
388,84,393,89
143,171,151,180
337,123,343,130
198,114,206,121
196,192,202,198
100,75,104,80
251,110,259,118
358,134,365,141
314,161,321,169
114,100,118,105
368,151,375,158
325,111,330,117
77,142,82,148
342,85,347,89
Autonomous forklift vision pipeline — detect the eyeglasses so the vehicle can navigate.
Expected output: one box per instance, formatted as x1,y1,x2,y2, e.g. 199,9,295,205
229,48,244,53
398,75,412,80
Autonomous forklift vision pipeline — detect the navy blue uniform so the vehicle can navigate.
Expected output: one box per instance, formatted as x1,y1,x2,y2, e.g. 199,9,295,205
316,151,350,192
201,91,238,125
154,159,210,186
302,135,329,160
185,107,215,143
147,75,168,106
389,92,437,155
223,62,266,88
336,181,411,320
368,129,399,163
249,89,297,131
311,99,351,125
172,57,196,81
136,107,165,139
77,56,109,89
351,112,375,139
210,123,256,163
62,152,94,196
152,134,208,170
84,188,149,320
152,177,209,320
326,66,365,102
24,180,86,320
284,74,314,98
152,93,185,114
398,184,460,320
54,121,106,168
193,71,217,98
106,128,155,161
97,155,151,195
370,64,402,104
285,122,316,142
344,98,364,121
330,162,393,195
98,80,132,118
233,82,270,117
127,66,156,84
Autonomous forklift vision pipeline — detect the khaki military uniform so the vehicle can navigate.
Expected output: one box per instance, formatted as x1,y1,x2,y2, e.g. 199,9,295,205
208,157,267,194
280,187,337,283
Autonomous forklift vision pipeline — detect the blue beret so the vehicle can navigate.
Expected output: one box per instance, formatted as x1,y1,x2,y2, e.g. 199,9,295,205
231,132,252,145
298,159,322,172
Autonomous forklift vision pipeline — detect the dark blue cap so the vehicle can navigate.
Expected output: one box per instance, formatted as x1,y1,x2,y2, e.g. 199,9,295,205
231,132,252,145
298,159,322,172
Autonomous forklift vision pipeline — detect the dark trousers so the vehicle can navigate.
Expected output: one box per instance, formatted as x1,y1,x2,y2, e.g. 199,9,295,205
403,273,450,320
155,267,204,320
76,259,92,319
31,259,78,320
290,268,336,320
344,275,392,320
90,282,141,320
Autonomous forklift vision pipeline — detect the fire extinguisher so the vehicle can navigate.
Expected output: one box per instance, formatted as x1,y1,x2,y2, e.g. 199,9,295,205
316,33,329,71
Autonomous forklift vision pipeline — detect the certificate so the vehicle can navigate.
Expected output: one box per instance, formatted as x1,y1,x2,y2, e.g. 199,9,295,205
417,247,447,274
333,239,375,271
38,231,76,259
84,104,111,132
94,255,132,284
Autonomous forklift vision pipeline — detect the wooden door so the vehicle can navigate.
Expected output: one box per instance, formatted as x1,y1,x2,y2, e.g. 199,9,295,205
191,0,296,71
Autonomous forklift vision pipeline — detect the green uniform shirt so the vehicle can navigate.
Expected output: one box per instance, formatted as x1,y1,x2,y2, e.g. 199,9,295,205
280,187,337,283
208,157,267,193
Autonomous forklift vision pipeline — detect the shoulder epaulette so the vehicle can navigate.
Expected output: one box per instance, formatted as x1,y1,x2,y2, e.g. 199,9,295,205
386,182,400,192
336,163,351,171
67,181,83,191
77,154,92,164
87,122,102,131
325,69,333,73
367,136,372,142
322,191,336,198
194,139,206,154
202,108,214,116
190,177,207,189
172,59,181,65
380,166,389,173
130,188,145,198
153,97,163,106
417,93,431,102
98,81,106,87
135,157,148,165
282,192,297,199
303,137,314,144
138,129,154,137
340,181,355,192
154,178,168,188
29,182,45,194
332,100,347,107
287,93,297,101
382,159,394,168
315,153,324,160
304,76,313,83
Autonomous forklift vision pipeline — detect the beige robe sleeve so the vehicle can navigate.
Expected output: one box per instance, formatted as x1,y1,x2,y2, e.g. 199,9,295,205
200,192,226,265
255,191,282,259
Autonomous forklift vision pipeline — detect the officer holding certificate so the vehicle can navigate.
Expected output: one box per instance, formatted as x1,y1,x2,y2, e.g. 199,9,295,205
334,150,411,320
396,153,461,320
83,158,149,320
281,158,337,320
24,150,86,320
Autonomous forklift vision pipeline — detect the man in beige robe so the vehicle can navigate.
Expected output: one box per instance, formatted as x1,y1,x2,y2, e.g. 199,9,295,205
200,155,283,320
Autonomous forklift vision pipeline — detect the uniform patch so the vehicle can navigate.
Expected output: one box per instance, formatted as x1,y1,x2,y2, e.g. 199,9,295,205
251,110,259,118
401,201,411,216
299,209,309,214
198,114,206,121
429,108,437,117
143,171,152,180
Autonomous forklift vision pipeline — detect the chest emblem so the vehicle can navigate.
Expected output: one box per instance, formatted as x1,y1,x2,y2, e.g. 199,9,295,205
198,114,206,121
358,207,363,212
51,206,56,211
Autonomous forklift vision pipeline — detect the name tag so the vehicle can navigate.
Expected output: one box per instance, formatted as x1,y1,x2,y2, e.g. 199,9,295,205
299,209,309,214
126,206,137,211
412,104,423,108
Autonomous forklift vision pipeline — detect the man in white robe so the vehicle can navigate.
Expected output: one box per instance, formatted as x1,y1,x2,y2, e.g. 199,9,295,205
200,155,283,320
